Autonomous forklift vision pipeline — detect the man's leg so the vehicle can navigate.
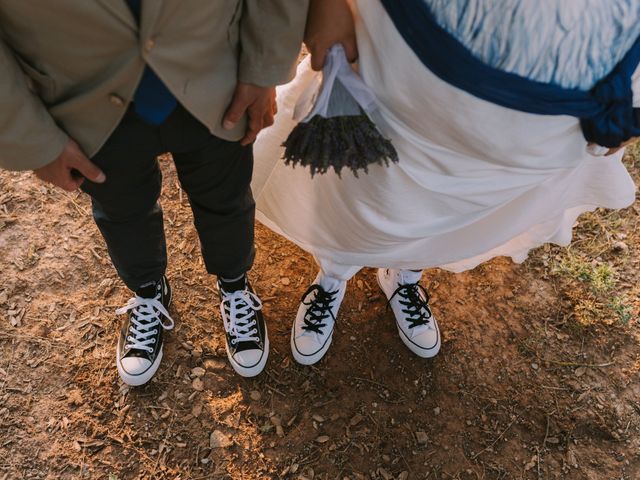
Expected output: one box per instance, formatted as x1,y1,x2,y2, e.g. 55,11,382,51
163,106,265,377
82,111,167,290
82,109,173,386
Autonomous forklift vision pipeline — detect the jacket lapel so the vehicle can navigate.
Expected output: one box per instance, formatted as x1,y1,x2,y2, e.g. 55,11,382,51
96,0,137,32
140,0,164,40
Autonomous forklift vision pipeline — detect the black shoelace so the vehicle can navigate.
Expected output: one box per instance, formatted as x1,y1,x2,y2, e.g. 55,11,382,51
388,283,432,329
300,285,338,334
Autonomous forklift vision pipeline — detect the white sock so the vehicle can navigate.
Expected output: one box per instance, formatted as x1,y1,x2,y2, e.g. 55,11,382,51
397,269,423,285
316,272,345,292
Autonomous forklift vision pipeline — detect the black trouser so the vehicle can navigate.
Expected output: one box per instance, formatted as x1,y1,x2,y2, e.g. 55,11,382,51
82,104,255,291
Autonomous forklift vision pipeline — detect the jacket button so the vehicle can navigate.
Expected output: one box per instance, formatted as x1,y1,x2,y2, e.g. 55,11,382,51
109,94,125,107
144,38,156,53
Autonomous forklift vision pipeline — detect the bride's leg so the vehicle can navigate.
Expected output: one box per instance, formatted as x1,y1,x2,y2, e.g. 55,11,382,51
290,257,362,365
376,268,441,358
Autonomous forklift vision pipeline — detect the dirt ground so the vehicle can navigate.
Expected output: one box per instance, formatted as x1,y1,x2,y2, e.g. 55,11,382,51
1,145,639,480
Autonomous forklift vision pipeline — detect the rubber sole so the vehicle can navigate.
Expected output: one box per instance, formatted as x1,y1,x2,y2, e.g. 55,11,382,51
115,283,173,387
290,328,334,366
225,333,270,378
116,345,164,386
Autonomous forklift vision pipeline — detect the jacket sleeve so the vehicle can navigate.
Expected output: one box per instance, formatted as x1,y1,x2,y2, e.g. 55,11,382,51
238,0,309,87
0,37,68,171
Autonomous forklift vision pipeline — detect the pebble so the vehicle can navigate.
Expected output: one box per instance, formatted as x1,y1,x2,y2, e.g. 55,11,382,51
210,430,232,448
192,378,204,391
415,431,428,445
250,390,261,401
612,241,629,254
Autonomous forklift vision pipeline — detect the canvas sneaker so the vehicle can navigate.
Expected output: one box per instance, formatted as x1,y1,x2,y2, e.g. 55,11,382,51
291,274,346,365
377,268,440,358
116,276,174,386
219,280,268,377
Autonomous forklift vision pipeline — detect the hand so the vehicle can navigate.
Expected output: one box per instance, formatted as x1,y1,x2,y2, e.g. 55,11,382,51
305,0,358,71
223,83,277,146
606,136,639,155
33,139,106,192
588,136,639,156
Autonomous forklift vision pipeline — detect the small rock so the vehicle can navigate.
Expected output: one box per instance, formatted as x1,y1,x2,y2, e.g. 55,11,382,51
524,455,537,471
574,367,586,377
531,362,539,370
315,435,330,443
210,430,232,448
66,389,84,406
191,367,206,377
546,436,560,445
281,277,291,286
312,414,325,423
270,416,284,437
378,467,392,480
398,472,409,480
192,378,204,391
250,390,261,401
612,241,629,254
191,403,203,417
349,414,363,426
415,431,428,445
433,407,441,416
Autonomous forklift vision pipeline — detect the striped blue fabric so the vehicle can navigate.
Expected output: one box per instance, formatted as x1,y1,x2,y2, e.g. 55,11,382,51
379,0,640,148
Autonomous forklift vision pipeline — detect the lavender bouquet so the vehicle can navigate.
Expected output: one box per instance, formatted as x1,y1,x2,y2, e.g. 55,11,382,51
283,45,398,177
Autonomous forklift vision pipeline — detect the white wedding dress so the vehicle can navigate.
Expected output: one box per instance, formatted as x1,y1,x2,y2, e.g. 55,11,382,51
252,0,639,279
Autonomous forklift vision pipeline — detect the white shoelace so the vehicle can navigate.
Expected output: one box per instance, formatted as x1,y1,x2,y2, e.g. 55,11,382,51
220,289,263,345
116,295,175,352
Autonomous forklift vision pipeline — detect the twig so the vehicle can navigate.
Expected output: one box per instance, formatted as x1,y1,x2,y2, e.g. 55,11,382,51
471,418,516,460
544,360,614,368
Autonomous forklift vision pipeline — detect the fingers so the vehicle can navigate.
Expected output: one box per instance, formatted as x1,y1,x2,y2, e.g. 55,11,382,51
343,37,359,63
60,174,85,192
240,110,264,146
223,91,250,131
68,150,106,184
310,47,328,71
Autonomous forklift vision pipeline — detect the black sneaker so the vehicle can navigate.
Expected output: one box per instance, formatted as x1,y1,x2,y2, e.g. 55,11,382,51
218,279,268,377
116,276,174,386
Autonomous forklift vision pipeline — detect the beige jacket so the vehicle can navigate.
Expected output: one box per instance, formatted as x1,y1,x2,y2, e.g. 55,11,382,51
0,0,308,171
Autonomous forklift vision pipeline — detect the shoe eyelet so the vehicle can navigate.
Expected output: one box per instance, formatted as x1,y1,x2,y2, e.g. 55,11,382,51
151,339,156,344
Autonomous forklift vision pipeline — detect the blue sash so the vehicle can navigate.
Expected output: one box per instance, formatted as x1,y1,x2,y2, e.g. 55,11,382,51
380,0,640,148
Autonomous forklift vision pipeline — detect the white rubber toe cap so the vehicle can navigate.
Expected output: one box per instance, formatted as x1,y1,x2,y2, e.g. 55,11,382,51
232,349,263,369
120,356,152,376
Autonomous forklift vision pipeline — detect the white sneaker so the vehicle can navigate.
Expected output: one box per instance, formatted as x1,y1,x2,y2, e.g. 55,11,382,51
219,280,269,377
377,268,440,358
291,273,346,365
